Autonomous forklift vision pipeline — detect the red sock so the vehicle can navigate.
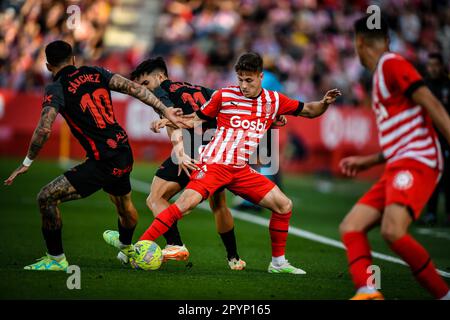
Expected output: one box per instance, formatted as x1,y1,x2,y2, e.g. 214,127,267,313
269,211,292,257
342,232,372,289
390,234,449,299
140,204,183,241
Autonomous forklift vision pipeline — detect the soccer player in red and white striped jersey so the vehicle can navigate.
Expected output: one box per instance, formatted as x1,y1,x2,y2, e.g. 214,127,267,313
339,16,450,300
198,85,301,166
139,52,341,274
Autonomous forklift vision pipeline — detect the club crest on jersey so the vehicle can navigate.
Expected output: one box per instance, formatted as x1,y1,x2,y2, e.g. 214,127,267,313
393,170,414,190
265,102,271,114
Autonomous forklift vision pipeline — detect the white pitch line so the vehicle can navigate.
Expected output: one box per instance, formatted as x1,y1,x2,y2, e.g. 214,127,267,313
415,228,450,241
130,178,450,279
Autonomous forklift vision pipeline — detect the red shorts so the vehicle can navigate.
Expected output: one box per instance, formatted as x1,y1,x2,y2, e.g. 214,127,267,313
357,159,440,220
186,163,276,204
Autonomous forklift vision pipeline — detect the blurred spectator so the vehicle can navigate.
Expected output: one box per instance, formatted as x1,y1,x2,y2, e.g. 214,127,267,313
1,0,449,107
148,0,450,107
0,0,115,92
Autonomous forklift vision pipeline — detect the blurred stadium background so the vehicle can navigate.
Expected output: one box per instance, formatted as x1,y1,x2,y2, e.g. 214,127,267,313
2,0,448,177
0,0,449,300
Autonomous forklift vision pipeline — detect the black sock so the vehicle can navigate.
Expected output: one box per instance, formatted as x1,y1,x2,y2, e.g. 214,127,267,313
118,219,136,245
219,228,239,260
162,221,183,246
42,227,64,256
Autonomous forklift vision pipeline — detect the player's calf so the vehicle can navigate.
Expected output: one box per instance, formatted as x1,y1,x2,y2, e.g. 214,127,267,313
110,193,138,245
258,187,305,274
35,176,81,262
140,190,202,241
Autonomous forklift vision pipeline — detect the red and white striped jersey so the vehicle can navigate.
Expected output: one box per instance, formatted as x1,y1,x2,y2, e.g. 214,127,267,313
197,86,303,166
372,52,442,170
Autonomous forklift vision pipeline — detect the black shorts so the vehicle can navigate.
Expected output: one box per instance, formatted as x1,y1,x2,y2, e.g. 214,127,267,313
155,156,190,189
64,150,134,198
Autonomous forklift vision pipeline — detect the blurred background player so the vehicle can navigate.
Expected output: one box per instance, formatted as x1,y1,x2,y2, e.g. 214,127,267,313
4,40,183,271
104,57,246,270
419,52,450,227
339,16,450,300
138,52,341,274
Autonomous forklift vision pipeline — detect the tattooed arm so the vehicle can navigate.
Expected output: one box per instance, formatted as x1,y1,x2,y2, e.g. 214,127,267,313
109,74,185,127
4,106,58,185
27,106,58,160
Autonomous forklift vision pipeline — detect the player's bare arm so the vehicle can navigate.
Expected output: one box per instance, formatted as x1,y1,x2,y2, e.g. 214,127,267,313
299,88,341,118
339,152,385,177
108,74,185,127
4,106,58,185
412,86,450,145
167,126,199,177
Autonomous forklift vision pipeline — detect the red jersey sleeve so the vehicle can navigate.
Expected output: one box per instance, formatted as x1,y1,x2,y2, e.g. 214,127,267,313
277,92,304,116
196,89,221,120
383,56,424,97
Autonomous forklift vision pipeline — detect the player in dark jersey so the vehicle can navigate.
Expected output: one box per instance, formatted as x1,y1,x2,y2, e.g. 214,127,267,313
104,57,247,270
4,40,185,271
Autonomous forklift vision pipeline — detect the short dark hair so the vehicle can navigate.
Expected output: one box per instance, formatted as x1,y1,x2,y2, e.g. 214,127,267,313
234,52,263,73
45,40,73,66
130,57,168,80
354,15,389,40
428,52,443,64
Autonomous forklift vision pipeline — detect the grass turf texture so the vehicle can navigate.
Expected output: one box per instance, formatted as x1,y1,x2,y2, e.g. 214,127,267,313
0,157,449,300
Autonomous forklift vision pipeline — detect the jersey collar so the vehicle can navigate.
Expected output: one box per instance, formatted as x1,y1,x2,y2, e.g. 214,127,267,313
53,65,78,81
159,79,171,91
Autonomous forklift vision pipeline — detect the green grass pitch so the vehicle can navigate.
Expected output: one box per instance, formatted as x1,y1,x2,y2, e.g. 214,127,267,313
0,157,449,299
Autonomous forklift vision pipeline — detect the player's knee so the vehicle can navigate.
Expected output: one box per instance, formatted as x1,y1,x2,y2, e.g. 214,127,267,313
146,193,166,217
277,198,292,214
176,197,197,213
339,219,355,236
176,200,193,213
146,194,155,211
380,223,404,243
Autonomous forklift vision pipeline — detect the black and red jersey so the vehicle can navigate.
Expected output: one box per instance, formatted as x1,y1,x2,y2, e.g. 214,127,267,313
154,79,216,117
153,80,217,157
42,65,130,160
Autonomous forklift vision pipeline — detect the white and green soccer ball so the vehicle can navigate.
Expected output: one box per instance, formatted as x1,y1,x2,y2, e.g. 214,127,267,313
130,240,163,271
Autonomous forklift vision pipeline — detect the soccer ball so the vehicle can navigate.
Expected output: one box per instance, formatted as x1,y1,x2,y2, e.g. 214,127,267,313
129,240,163,271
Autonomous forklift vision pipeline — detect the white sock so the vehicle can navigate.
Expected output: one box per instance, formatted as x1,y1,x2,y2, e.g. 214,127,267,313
272,255,287,266
48,253,65,261
356,286,378,294
439,290,450,300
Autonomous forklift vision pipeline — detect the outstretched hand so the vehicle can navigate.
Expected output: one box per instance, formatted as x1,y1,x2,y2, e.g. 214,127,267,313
4,164,29,186
339,156,369,177
150,119,166,133
163,107,189,128
272,115,288,127
176,152,200,177
322,88,342,105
